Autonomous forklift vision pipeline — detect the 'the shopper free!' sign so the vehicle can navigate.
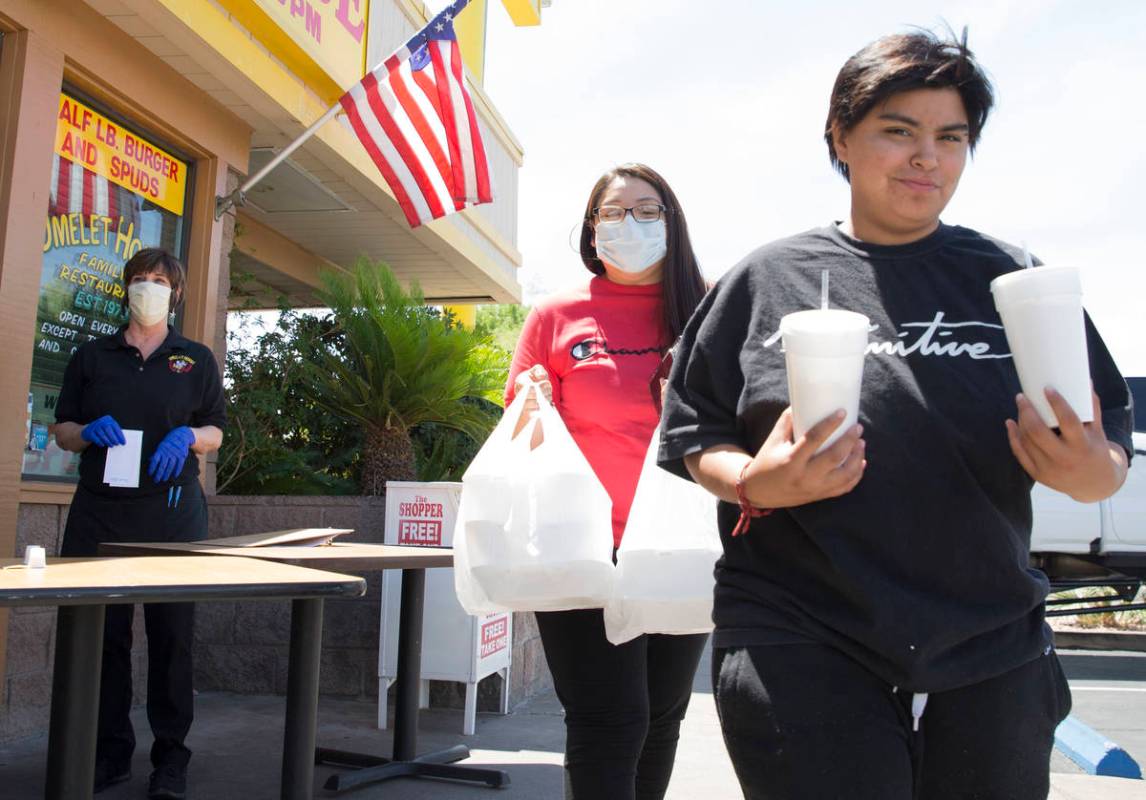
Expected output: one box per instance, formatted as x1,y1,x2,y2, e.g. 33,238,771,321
397,495,446,546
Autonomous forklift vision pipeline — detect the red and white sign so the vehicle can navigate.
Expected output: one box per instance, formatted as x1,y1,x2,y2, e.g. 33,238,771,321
398,518,441,545
397,494,445,545
479,616,509,660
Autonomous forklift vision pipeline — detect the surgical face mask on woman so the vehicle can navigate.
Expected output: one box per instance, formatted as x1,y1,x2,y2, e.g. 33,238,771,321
127,281,172,326
595,217,668,274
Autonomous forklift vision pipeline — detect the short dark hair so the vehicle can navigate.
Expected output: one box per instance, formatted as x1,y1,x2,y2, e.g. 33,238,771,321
825,27,995,181
122,247,186,310
579,163,707,344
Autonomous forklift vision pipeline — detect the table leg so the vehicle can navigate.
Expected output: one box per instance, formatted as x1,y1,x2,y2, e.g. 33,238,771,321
319,568,509,792
393,566,425,761
46,604,106,800
282,598,324,800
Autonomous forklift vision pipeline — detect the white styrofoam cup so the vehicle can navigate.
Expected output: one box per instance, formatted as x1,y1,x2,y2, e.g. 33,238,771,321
991,267,1092,427
780,309,870,453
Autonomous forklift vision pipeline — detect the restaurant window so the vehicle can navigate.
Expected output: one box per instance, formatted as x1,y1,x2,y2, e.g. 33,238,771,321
22,90,192,482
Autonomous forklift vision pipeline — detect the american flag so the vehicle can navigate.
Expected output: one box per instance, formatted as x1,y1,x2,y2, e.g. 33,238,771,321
338,0,492,228
49,153,141,230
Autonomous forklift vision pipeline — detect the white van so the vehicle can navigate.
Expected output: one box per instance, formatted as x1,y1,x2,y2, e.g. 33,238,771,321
1030,377,1146,582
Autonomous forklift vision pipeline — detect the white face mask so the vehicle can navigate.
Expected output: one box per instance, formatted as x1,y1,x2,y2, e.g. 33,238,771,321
595,217,667,274
127,281,172,326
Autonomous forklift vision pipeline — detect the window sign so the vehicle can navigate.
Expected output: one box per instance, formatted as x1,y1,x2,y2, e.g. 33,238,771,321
22,93,191,482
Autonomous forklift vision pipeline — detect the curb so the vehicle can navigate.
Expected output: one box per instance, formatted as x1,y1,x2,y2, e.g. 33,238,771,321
1054,631,1146,652
1050,774,1146,800
1054,716,1143,779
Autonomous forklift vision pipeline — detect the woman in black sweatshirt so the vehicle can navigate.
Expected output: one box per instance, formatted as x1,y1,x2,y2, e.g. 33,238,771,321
659,27,1132,800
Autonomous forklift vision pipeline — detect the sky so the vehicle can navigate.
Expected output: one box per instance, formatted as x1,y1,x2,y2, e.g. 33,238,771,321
451,0,1146,376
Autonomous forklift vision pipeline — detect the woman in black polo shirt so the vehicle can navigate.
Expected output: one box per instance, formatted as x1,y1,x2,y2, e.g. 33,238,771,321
52,248,225,800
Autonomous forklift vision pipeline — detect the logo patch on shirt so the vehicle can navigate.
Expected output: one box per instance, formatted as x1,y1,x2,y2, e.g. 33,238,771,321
570,338,663,361
571,338,606,361
168,355,195,374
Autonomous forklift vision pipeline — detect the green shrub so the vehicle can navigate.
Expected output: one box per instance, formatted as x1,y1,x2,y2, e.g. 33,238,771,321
218,262,511,495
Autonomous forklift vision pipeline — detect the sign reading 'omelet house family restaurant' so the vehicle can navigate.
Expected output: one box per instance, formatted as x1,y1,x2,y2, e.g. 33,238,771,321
54,95,187,216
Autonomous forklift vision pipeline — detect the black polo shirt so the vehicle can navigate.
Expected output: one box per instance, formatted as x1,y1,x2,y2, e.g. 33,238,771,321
55,326,227,496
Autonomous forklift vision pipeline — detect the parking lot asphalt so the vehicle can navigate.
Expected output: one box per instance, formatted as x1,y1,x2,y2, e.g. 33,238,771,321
0,644,1143,798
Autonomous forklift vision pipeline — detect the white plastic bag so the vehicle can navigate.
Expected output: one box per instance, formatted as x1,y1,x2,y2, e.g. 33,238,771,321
454,383,615,614
604,427,720,644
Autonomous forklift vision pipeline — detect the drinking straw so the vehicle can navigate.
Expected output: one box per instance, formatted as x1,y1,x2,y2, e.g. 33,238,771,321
1021,241,1035,269
821,270,829,310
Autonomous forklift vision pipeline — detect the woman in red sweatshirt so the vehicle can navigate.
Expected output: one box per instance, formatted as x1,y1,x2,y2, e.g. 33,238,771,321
505,163,709,800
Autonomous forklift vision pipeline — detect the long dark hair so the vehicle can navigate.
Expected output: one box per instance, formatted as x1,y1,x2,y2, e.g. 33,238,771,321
578,163,707,345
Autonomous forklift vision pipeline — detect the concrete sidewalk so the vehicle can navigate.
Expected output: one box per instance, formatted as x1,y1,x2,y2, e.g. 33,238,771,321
1,660,1143,798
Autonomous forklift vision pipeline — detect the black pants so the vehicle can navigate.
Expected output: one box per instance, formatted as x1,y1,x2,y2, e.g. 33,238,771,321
61,481,207,769
713,643,1072,800
536,609,708,800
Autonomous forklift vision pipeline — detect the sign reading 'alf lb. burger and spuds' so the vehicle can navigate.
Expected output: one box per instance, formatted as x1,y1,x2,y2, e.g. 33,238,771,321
54,94,187,216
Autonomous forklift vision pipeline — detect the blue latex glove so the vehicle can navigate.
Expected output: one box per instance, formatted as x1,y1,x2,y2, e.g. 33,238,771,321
148,426,195,483
81,415,126,448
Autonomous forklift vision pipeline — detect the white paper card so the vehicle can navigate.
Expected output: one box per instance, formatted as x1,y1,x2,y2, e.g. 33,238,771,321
102,429,143,488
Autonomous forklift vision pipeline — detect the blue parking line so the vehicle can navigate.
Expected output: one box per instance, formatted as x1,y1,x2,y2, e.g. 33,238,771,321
1054,715,1142,779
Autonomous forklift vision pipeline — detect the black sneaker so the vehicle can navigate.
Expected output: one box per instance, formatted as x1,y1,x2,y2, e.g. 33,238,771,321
93,759,131,793
147,763,187,800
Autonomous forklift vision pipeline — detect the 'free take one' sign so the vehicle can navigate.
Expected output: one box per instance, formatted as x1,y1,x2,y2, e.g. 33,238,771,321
480,617,509,659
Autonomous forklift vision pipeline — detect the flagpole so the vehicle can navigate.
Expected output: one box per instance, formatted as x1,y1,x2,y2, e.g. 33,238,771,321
214,103,342,219
212,0,472,220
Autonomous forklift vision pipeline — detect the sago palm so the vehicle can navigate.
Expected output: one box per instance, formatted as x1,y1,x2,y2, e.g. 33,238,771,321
302,260,507,495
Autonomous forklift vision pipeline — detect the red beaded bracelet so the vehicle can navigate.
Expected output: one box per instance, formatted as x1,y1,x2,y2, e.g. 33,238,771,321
732,461,772,537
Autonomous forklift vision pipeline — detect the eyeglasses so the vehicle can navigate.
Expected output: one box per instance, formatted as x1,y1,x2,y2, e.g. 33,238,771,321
593,203,667,225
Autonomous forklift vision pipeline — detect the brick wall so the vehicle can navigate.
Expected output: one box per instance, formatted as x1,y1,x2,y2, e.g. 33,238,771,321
2,505,63,742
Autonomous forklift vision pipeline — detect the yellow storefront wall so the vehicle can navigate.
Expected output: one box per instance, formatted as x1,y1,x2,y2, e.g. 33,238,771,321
500,0,542,26
212,0,532,100
215,0,369,100
457,0,548,80
442,303,476,329
454,0,488,84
